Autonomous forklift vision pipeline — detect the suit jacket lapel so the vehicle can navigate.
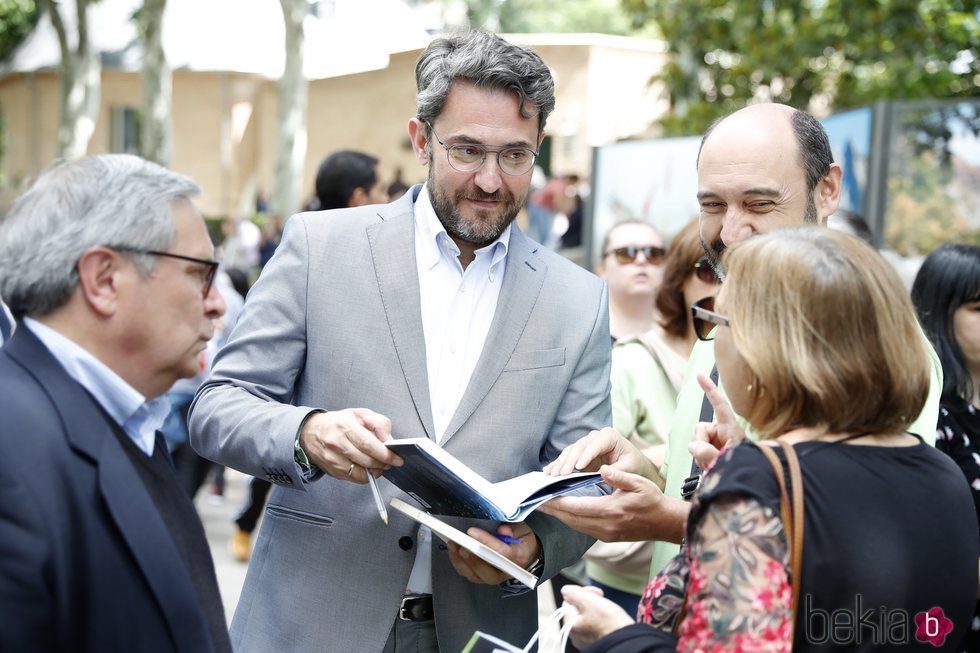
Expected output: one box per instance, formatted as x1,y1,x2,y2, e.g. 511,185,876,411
367,191,436,441
4,329,213,652
441,227,546,444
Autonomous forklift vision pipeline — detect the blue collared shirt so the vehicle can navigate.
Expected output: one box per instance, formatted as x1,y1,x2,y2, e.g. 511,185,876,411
24,318,170,456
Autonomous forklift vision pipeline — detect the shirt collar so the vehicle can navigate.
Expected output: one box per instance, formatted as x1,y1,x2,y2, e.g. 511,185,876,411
415,184,511,278
23,317,169,455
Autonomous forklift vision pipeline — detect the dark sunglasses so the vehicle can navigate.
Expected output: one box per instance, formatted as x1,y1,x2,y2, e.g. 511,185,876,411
604,245,666,265
693,256,722,284
111,246,220,299
691,295,730,341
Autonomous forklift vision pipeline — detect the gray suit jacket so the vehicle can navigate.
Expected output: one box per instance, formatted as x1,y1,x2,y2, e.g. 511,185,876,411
189,187,612,652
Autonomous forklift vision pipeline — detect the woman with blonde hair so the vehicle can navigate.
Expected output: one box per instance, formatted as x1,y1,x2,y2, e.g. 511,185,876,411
563,228,978,652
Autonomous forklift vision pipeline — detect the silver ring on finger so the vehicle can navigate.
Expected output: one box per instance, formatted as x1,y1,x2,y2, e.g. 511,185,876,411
347,463,356,477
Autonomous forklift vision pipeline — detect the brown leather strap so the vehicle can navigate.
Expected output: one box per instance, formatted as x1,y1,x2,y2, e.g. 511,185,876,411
780,441,805,622
758,442,805,642
675,441,805,642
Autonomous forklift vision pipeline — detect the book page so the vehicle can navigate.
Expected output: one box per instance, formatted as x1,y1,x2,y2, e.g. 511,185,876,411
389,497,537,589
488,471,604,519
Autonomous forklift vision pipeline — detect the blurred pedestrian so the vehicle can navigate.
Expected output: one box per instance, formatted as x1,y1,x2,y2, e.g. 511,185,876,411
597,221,665,342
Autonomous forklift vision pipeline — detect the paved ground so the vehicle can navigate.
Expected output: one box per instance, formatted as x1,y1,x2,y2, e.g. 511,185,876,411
197,469,565,646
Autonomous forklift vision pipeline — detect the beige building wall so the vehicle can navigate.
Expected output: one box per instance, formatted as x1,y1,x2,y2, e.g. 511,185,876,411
0,36,668,218
0,72,61,204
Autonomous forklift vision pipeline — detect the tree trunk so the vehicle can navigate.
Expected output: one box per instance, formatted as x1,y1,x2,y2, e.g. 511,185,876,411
42,0,100,160
272,0,308,216
137,0,172,166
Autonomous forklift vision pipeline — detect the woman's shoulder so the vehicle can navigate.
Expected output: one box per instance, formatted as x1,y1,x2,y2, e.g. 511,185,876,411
693,441,780,508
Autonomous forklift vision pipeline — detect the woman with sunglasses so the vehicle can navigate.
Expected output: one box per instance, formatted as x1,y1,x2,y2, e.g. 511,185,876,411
562,228,978,652
596,221,667,342
912,243,980,653
585,220,722,616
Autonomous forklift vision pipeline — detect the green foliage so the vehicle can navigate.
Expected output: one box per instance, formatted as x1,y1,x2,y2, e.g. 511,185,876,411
884,103,980,255
621,0,980,136
0,0,38,63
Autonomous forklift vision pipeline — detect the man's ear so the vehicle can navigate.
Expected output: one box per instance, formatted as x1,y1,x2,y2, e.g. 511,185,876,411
816,163,843,224
347,187,368,208
408,118,430,167
75,248,123,317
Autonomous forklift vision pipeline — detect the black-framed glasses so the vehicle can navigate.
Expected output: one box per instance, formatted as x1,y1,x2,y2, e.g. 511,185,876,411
425,121,538,176
604,245,666,266
111,246,219,299
693,256,722,284
692,295,729,341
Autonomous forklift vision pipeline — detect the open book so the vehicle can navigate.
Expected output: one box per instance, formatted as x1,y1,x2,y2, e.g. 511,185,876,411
390,497,537,589
382,437,602,522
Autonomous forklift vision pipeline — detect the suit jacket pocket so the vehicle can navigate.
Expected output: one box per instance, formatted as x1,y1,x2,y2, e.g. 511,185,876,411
503,347,565,372
266,504,335,528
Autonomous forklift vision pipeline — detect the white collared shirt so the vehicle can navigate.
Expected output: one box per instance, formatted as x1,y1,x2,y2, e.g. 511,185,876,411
24,318,170,456
407,184,511,594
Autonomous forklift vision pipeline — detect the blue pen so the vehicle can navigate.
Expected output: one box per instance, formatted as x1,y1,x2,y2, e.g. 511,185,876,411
495,534,522,545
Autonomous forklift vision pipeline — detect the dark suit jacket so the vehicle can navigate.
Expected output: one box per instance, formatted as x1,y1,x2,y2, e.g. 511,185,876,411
0,327,222,652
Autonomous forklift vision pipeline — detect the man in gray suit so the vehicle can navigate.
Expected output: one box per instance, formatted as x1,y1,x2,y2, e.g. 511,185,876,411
190,31,611,653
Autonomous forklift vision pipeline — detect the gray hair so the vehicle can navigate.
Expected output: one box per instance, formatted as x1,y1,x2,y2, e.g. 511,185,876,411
790,109,834,197
415,31,555,133
0,154,200,318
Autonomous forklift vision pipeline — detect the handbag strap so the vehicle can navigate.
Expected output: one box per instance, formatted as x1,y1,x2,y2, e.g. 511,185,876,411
758,441,805,640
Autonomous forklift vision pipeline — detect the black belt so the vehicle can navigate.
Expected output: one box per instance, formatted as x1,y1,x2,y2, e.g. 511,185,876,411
399,594,434,622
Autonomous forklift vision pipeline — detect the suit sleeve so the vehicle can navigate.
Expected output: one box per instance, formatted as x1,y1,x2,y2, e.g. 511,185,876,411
527,281,612,578
189,214,318,487
0,454,58,651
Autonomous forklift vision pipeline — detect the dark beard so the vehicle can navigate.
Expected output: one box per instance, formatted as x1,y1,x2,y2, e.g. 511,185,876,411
804,193,818,224
428,173,522,248
699,232,728,282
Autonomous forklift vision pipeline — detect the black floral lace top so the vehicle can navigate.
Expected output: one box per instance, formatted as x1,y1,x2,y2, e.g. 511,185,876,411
609,439,979,653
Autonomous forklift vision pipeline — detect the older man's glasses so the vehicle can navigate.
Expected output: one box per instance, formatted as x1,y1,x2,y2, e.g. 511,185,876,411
426,122,538,176
692,295,730,341
112,246,219,299
605,245,666,265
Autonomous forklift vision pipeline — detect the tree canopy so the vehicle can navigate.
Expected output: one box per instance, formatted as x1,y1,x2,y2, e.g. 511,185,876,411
621,0,980,135
0,0,39,63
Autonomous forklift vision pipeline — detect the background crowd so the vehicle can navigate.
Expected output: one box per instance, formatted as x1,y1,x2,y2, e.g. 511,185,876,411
0,22,977,653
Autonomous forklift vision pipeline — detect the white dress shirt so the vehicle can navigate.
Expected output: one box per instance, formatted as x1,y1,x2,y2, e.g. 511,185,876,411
406,185,510,595
24,318,170,456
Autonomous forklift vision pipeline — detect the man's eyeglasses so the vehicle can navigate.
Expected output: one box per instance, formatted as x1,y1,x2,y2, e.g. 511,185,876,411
111,246,220,299
425,122,538,176
692,295,729,341
693,256,721,284
604,245,666,266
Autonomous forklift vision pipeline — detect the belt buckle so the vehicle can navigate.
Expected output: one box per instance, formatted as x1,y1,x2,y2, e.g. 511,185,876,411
398,596,411,621
399,595,429,621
